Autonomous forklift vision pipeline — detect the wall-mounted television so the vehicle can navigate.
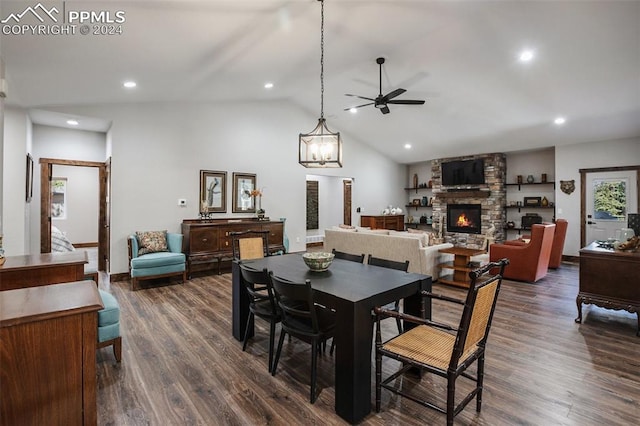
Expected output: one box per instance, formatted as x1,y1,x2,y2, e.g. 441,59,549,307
441,159,485,186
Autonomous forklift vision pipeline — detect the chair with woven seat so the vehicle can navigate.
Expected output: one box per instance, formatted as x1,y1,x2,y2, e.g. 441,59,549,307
374,258,509,426
331,248,365,263
231,230,270,260
269,272,336,403
239,263,281,373
367,254,410,334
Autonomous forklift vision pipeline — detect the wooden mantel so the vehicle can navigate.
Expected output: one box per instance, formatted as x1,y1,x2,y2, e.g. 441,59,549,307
435,190,491,199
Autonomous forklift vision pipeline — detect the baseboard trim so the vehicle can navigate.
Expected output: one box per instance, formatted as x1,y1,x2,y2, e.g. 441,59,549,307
74,242,99,248
562,255,579,264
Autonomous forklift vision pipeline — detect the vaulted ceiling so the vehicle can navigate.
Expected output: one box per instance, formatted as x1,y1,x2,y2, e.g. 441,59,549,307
3,0,639,163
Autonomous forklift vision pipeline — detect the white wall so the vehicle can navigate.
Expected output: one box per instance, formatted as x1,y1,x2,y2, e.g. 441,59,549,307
51,165,99,244
43,100,405,274
556,137,640,256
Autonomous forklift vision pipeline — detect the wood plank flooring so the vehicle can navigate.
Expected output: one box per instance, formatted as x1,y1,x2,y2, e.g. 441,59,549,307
97,261,640,425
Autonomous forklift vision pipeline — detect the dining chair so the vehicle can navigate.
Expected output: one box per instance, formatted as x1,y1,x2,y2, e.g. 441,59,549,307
331,248,365,263
374,258,509,426
269,272,336,403
238,263,281,373
231,230,270,260
367,254,410,333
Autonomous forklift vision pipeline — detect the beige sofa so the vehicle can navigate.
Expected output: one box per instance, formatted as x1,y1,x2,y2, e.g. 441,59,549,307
323,229,454,279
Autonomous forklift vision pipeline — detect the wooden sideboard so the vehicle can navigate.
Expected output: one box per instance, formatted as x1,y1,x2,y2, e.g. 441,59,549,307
576,242,640,336
1,281,103,426
0,251,88,291
360,214,405,231
182,219,284,276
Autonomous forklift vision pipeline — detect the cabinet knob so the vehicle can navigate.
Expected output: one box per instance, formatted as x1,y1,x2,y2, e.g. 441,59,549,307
202,238,207,242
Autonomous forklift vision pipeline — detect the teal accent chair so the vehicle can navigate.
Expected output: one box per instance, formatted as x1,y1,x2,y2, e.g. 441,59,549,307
97,289,122,362
128,232,187,291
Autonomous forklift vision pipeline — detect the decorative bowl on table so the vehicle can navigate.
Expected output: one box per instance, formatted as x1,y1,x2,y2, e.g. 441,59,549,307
302,252,335,272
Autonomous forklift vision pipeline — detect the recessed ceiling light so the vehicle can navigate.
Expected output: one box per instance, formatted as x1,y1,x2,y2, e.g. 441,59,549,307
123,81,137,88
66,119,79,126
264,82,274,89
349,107,358,114
554,116,566,125
519,49,535,62
404,143,412,149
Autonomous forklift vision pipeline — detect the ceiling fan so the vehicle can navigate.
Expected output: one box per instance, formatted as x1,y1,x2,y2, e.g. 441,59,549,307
345,57,426,114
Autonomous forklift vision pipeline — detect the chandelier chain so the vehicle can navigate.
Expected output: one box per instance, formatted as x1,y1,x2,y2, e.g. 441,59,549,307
320,0,324,119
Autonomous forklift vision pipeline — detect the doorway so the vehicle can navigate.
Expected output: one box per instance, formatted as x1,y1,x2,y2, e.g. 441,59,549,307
581,166,639,246
40,157,111,272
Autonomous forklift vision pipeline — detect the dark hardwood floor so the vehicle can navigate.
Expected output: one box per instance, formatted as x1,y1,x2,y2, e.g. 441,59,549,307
97,261,640,425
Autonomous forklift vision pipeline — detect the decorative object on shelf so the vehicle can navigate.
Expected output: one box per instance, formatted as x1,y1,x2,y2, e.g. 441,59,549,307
396,207,403,214
420,214,427,224
527,174,535,183
516,201,522,206
517,175,523,184
251,188,265,219
506,221,516,228
298,0,342,168
428,180,433,188
302,251,335,272
407,215,414,223
421,196,428,206
390,207,397,215
200,170,227,213
521,213,542,229
524,196,542,206
541,196,549,207
427,216,433,225
560,179,575,195
413,173,418,189
412,199,421,206
541,173,548,183
232,172,257,213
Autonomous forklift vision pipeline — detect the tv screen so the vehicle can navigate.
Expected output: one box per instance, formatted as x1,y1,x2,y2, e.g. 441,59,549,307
441,159,485,186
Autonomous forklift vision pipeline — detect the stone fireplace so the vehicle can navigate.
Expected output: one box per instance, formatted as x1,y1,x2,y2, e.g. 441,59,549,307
447,204,482,234
431,153,506,246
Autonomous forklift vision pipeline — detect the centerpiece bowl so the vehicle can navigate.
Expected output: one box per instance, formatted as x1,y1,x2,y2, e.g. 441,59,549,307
302,252,335,272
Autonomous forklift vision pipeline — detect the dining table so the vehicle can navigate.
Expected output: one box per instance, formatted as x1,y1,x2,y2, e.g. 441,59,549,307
231,254,432,424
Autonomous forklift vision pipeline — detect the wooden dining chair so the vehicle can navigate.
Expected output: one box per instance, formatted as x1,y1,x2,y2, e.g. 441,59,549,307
331,248,365,263
269,272,336,403
231,230,270,260
374,258,509,425
367,255,410,333
239,263,281,373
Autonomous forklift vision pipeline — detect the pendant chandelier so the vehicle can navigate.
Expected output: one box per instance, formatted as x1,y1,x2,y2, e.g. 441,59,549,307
299,0,342,168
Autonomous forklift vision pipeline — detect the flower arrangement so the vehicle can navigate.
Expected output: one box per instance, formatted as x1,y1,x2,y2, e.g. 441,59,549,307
250,188,265,214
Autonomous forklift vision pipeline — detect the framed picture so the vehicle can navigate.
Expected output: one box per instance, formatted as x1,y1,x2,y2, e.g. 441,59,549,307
524,196,541,207
412,199,421,206
25,154,34,203
200,170,227,213
232,172,256,213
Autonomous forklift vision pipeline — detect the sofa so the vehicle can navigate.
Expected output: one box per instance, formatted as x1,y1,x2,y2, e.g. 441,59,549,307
323,228,454,279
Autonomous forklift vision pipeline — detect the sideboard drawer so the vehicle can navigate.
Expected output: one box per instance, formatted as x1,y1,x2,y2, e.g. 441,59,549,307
190,228,219,253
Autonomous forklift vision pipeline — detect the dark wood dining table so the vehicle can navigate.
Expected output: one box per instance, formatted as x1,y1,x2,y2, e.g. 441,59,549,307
231,254,432,424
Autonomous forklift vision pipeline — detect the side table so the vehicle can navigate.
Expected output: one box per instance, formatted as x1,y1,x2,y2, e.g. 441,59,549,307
438,246,486,288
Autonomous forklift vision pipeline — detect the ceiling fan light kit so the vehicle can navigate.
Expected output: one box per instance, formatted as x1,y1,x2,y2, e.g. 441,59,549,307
299,0,343,168
345,57,426,114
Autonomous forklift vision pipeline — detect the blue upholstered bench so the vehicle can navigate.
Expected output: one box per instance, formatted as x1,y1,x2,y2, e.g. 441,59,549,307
128,232,187,291
97,289,122,362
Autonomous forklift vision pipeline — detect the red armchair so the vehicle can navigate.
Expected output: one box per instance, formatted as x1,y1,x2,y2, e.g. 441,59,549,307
489,223,555,282
506,219,568,269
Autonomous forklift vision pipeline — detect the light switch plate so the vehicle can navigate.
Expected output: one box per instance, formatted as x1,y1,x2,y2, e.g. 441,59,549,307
178,199,187,206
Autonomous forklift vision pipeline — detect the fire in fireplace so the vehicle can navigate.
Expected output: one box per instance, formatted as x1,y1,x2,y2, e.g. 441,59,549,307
447,204,482,234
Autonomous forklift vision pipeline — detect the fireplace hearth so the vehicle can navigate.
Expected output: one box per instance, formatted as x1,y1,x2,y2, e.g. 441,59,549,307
447,204,482,234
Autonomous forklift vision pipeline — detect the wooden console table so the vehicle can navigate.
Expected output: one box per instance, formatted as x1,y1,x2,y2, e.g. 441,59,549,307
182,219,284,276
1,281,103,425
0,251,88,291
576,242,640,336
438,246,486,288
360,214,405,231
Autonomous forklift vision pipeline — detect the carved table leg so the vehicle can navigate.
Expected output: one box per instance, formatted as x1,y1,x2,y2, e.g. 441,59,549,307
575,294,583,324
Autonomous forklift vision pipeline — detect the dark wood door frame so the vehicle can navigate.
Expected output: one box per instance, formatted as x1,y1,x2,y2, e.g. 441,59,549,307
40,157,111,272
579,165,640,248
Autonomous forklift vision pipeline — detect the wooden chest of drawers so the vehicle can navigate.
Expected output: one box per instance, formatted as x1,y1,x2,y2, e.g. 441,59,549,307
182,219,284,276
360,215,405,231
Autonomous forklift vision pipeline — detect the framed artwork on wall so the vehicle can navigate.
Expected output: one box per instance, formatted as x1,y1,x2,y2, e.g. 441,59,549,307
25,154,34,203
200,170,227,213
232,172,256,213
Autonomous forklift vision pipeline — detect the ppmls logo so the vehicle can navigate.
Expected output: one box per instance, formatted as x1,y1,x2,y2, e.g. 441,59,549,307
2,2,126,36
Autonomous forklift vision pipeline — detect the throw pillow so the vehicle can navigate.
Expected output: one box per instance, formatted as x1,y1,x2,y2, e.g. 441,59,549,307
338,224,356,229
136,230,169,255
407,228,425,234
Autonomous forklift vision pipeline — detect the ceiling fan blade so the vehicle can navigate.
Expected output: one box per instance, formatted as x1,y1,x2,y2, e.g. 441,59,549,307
387,99,425,105
345,94,375,101
343,102,374,111
383,88,406,101
380,106,390,114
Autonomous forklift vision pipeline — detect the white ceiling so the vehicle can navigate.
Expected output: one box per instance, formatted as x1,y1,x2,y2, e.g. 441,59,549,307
3,0,640,164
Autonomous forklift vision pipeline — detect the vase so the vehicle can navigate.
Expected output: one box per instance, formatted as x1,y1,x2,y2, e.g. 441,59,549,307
541,196,549,207
280,217,290,253
527,175,535,183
